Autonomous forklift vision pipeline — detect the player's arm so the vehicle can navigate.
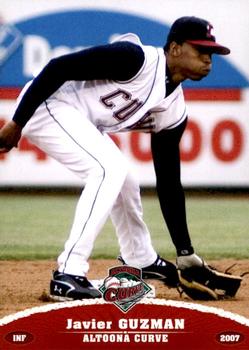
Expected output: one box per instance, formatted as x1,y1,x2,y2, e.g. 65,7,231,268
0,42,145,152
151,118,194,256
12,42,145,127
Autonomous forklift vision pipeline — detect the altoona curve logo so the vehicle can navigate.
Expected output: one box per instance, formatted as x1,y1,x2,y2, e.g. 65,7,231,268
99,266,152,312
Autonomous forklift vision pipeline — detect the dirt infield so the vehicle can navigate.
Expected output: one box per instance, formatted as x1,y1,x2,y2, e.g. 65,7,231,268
1,259,249,320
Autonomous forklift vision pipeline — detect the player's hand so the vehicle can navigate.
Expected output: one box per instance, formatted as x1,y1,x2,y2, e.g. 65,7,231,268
0,120,22,153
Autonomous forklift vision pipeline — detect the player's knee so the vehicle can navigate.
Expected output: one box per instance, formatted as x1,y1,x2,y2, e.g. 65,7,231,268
86,155,128,186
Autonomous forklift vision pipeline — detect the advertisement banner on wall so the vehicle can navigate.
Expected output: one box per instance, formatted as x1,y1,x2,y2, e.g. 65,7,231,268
0,0,248,187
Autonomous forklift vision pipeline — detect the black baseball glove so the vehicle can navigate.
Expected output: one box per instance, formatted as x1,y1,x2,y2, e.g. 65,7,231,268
178,264,243,300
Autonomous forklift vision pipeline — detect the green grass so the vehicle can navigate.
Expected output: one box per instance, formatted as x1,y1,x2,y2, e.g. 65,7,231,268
0,193,248,260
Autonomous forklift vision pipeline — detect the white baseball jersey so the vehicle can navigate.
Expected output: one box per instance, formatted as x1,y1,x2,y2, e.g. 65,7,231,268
48,33,187,134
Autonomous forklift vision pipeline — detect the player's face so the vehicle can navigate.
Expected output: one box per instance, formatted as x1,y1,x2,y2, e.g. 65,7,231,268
178,42,213,81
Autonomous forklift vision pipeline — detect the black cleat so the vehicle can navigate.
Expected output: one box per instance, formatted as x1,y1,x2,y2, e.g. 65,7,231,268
142,256,179,288
50,270,102,301
118,255,179,288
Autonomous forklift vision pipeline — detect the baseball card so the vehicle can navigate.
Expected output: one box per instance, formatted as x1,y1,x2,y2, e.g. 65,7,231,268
0,1,249,349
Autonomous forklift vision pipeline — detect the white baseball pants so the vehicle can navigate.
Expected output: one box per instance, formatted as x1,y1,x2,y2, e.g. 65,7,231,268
23,99,157,276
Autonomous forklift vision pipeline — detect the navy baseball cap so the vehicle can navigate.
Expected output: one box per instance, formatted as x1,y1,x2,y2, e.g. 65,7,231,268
166,16,230,55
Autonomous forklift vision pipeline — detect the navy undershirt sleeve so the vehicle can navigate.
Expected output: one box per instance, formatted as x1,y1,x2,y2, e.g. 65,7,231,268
151,119,194,256
13,42,145,127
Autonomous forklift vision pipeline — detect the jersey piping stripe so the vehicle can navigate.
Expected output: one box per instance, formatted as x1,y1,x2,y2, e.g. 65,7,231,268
163,89,183,111
166,106,188,130
45,101,106,273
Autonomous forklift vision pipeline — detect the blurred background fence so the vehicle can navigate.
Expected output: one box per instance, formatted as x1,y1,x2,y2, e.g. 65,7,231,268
0,0,249,190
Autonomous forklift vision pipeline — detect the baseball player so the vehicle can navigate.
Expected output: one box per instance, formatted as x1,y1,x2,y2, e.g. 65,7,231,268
0,17,230,300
